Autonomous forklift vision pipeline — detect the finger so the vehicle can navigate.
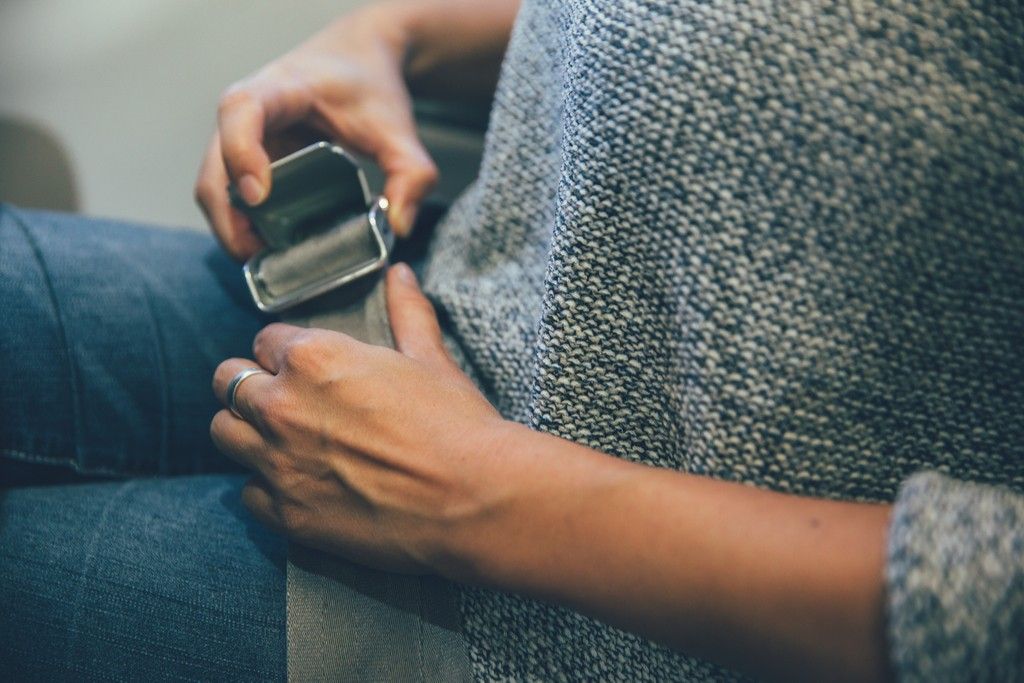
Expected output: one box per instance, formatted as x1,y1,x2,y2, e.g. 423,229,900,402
212,358,275,424
195,133,265,261
216,73,311,206
385,263,451,367
379,135,439,237
210,409,270,473
241,475,285,531
217,86,274,206
317,93,435,237
251,323,309,374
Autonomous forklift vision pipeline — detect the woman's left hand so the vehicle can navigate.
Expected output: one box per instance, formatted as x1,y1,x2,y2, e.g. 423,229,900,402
211,263,507,575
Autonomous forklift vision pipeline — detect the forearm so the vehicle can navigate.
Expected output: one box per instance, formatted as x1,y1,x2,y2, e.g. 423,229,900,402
364,0,520,101
451,422,893,682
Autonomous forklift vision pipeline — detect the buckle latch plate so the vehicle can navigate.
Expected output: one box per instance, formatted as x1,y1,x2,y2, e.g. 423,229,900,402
230,142,393,313
242,197,392,313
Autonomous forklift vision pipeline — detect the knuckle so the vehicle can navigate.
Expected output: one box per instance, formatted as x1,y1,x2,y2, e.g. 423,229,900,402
212,361,232,394
193,178,210,207
253,323,286,359
418,159,440,187
209,411,223,440
271,482,311,537
252,324,274,352
251,329,270,359
241,482,280,530
282,331,329,372
261,449,291,481
219,139,248,166
410,292,436,317
278,503,307,536
209,411,231,448
398,292,437,324
401,155,439,191
217,83,254,116
216,86,264,165
249,386,285,427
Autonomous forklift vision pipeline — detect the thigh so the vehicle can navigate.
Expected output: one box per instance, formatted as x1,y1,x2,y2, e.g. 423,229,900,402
0,204,269,479
0,475,286,681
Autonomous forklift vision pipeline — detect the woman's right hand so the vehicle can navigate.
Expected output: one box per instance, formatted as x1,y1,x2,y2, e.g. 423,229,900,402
194,5,438,261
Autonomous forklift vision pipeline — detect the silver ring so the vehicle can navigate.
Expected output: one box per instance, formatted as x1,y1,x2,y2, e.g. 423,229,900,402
227,367,269,419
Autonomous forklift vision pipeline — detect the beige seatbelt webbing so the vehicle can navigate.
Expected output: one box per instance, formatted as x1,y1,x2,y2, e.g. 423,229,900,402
234,143,473,683
281,279,472,683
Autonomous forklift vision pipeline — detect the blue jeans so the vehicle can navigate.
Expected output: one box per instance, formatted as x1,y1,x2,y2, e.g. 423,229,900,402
0,205,286,681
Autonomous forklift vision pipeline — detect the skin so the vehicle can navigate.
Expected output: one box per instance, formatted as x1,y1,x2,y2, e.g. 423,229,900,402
203,2,894,681
194,0,519,260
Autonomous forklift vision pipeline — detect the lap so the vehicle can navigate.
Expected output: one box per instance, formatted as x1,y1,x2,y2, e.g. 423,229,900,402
0,206,464,680
0,208,285,677
0,204,269,479
0,474,286,681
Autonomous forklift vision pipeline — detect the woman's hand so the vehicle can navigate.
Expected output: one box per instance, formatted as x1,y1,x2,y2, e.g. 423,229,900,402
210,264,506,574
194,5,438,261
209,264,891,681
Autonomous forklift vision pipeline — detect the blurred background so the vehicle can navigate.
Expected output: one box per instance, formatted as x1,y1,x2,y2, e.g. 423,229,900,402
0,0,484,231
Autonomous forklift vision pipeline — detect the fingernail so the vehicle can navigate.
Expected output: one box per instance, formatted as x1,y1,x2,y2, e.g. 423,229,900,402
394,262,417,284
238,174,266,206
389,203,414,236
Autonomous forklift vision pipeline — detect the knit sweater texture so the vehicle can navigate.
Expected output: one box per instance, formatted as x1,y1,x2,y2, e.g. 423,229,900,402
423,1,1024,680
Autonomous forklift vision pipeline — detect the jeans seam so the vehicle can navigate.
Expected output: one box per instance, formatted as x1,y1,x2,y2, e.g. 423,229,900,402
417,577,427,683
64,479,138,671
139,276,171,474
0,447,126,478
7,208,85,467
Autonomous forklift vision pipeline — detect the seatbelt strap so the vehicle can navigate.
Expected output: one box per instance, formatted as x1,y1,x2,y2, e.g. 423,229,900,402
282,281,471,683
235,142,473,683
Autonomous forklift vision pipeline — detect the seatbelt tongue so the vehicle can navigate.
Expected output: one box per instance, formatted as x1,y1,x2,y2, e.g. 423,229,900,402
243,196,392,313
230,141,371,250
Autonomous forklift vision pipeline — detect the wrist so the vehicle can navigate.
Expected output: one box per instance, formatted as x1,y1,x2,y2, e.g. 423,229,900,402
423,417,527,583
349,1,434,78
433,420,634,597
369,0,518,100
326,2,419,70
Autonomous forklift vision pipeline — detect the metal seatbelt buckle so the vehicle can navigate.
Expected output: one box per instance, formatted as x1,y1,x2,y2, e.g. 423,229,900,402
230,142,394,313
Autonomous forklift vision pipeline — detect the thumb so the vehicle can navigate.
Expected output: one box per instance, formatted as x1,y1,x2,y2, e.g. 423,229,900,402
378,135,439,237
386,263,450,367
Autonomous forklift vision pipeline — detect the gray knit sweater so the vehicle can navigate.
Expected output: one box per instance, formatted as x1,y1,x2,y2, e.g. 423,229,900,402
423,1,1024,680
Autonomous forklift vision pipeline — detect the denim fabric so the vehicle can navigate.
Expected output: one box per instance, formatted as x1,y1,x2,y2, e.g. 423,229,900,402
0,204,266,478
0,205,286,680
0,476,286,681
